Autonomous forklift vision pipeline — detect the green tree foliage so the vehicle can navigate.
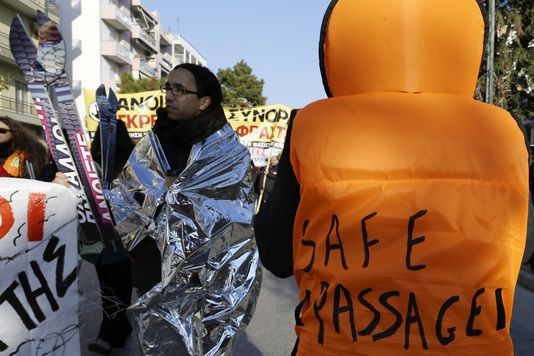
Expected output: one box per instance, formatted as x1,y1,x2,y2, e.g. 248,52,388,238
217,60,266,108
118,72,165,93
477,0,533,121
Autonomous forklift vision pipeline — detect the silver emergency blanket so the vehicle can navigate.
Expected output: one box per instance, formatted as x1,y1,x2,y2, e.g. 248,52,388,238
108,124,262,355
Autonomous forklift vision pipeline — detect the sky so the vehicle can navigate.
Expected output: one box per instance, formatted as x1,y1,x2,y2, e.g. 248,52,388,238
142,0,332,109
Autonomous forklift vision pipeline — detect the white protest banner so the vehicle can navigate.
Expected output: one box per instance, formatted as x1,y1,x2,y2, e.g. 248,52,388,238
0,178,79,355
226,104,292,167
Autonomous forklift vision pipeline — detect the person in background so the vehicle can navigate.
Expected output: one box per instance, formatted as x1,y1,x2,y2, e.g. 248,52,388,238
256,153,280,210
255,1,528,355
91,119,136,179
87,119,135,355
0,116,48,178
108,63,261,355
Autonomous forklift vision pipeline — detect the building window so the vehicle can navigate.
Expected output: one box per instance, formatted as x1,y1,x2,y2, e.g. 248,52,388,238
15,81,28,114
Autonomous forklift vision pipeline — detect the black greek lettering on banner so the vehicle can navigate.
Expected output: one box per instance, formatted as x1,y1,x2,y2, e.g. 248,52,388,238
18,260,59,324
0,235,78,351
43,235,77,298
0,281,37,330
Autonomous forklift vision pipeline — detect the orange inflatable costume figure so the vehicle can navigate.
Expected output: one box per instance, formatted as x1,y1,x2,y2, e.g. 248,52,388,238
288,0,528,354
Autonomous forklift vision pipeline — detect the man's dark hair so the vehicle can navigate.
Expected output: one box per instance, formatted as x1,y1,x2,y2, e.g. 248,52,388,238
173,63,223,107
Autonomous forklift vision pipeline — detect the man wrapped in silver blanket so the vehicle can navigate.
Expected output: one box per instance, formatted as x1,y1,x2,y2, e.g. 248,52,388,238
107,63,262,355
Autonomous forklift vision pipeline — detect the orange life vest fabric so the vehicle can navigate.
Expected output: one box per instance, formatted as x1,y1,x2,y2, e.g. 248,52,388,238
291,94,528,355
290,0,528,354
1,151,26,177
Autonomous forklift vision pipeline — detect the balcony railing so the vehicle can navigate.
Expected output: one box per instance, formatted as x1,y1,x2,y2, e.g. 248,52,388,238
140,60,157,77
47,0,60,19
131,0,158,24
1,29,16,63
102,4,131,31
31,0,45,7
0,96,37,117
101,40,132,65
116,42,131,60
131,24,158,53
160,32,173,47
160,61,171,74
0,31,10,51
32,0,60,21
140,30,156,48
3,0,58,23
117,7,132,25
175,56,186,65
162,52,173,67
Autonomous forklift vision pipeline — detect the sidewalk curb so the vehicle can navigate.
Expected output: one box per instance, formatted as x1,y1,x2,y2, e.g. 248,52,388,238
518,266,534,291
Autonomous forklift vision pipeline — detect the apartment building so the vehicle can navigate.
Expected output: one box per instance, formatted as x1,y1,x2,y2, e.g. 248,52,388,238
0,0,59,128
0,0,207,128
60,0,207,118
172,33,205,67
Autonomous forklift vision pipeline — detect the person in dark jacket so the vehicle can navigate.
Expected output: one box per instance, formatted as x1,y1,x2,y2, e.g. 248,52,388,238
254,110,299,278
87,119,135,355
255,1,528,355
91,119,136,179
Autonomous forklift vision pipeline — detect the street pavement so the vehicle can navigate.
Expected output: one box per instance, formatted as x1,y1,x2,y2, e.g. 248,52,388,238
79,261,534,355
79,262,299,356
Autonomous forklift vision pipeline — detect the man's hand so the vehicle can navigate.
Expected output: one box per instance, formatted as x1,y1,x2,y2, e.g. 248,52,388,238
52,172,70,188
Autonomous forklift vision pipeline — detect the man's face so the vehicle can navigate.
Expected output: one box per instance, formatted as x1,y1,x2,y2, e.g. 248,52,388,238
164,68,210,121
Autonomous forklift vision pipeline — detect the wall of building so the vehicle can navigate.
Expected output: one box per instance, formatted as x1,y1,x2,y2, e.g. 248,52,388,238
60,0,102,117
1,0,208,128
0,2,46,127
